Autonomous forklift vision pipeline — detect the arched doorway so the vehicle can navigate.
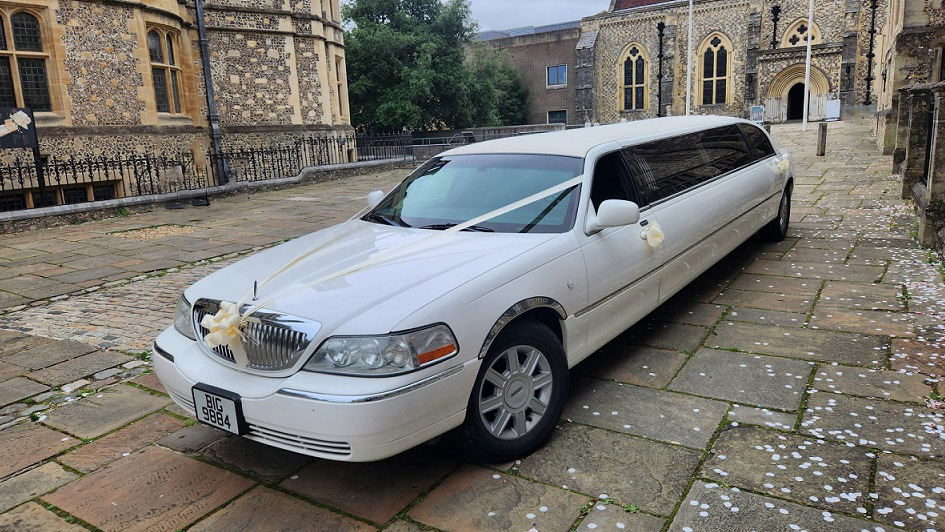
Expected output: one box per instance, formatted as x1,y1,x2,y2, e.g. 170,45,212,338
787,83,806,120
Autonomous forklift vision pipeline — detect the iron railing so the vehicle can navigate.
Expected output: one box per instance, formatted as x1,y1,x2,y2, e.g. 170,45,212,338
0,133,413,212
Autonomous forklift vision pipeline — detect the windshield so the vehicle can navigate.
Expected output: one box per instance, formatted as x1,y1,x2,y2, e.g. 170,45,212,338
366,154,584,234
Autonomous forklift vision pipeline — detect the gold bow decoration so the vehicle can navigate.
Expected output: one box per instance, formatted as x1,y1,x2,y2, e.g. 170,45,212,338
644,220,664,249
200,301,253,368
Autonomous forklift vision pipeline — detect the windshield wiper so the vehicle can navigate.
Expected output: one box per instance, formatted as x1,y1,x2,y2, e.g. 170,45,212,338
366,213,410,227
419,223,494,232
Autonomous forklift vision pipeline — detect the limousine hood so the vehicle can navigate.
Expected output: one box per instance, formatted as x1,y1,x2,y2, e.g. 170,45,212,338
185,220,557,335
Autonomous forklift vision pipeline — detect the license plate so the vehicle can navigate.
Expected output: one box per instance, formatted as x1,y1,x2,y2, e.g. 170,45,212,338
192,384,246,435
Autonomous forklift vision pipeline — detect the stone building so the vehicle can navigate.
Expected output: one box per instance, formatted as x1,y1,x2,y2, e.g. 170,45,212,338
872,0,945,154
0,0,349,208
486,0,886,126
479,22,581,125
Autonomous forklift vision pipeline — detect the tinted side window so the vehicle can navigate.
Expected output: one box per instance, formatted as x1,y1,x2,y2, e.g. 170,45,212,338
590,152,636,210
738,123,776,159
624,125,752,204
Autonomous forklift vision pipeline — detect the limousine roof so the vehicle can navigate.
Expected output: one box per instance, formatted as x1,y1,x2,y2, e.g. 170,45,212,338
445,115,751,159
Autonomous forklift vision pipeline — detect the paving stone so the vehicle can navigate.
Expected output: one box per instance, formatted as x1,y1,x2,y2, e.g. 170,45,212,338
190,486,373,532
518,424,701,515
670,481,875,531
781,247,848,263
819,281,904,311
0,359,25,381
809,303,915,337
410,465,586,531
702,426,872,513
713,289,816,314
801,392,945,458
873,454,945,530
45,446,254,531
813,366,932,402
725,274,821,297
29,351,134,386
651,300,726,327
283,448,456,524
668,348,811,410
727,404,797,430
92,368,122,380
200,436,312,482
61,379,89,393
621,321,708,353
0,462,78,513
2,339,97,370
891,337,945,375
59,413,184,473
576,503,665,531
727,307,807,327
744,259,883,282
0,423,77,477
564,378,727,449
0,377,48,407
706,321,887,367
0,502,88,531
574,346,688,388
43,384,171,439
156,423,226,453
382,520,427,532
130,372,165,393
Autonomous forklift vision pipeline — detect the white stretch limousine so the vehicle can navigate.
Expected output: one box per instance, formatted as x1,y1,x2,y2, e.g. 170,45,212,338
154,116,792,462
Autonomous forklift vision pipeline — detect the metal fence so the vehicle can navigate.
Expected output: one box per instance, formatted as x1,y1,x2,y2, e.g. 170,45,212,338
0,133,413,212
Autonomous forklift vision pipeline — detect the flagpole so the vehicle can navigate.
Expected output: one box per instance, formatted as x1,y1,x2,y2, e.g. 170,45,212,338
686,0,693,115
801,0,814,131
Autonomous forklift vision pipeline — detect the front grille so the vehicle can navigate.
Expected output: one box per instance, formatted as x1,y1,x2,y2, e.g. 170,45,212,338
247,423,352,457
193,299,321,372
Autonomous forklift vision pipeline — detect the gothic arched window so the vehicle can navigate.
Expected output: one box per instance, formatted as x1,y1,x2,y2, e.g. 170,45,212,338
699,34,732,106
620,44,647,111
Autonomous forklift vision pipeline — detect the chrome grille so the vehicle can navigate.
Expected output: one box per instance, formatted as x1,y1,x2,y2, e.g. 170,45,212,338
193,299,321,372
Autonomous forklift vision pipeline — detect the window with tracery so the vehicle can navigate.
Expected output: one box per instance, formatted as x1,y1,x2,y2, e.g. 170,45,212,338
620,45,647,111
782,19,821,48
700,34,731,106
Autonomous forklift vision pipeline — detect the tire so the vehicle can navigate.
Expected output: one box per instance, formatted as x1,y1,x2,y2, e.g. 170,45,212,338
451,320,568,463
759,183,792,242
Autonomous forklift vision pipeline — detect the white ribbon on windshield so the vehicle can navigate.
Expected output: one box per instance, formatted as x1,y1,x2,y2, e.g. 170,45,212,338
201,174,585,355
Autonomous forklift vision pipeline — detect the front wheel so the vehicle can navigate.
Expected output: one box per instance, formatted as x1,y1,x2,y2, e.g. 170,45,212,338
451,320,568,463
759,184,792,242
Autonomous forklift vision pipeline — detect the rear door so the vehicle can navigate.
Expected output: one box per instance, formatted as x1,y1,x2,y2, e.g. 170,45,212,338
621,125,758,300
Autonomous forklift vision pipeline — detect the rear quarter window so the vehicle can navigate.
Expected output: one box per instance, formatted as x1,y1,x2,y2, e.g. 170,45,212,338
738,123,777,159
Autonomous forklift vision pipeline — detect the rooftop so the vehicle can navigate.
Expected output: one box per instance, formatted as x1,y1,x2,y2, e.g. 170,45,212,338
475,20,581,41
613,0,674,11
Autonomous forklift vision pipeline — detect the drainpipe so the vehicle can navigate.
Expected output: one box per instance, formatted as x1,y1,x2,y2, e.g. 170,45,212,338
864,0,878,105
657,22,665,117
194,0,227,184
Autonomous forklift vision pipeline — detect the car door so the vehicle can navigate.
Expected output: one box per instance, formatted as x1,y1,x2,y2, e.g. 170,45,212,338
622,125,758,301
577,150,664,353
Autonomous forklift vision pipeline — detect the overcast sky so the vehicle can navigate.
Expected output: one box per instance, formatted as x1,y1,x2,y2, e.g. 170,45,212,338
470,0,611,31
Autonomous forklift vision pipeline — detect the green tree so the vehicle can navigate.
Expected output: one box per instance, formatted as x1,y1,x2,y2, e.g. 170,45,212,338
344,0,529,131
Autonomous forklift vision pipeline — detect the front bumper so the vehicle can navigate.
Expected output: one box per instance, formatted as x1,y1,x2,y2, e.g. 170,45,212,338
152,327,476,462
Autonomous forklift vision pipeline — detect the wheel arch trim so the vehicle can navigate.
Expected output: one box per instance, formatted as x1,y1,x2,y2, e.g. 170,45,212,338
477,297,567,359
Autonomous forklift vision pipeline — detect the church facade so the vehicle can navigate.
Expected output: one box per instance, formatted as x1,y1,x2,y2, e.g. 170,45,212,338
486,0,889,126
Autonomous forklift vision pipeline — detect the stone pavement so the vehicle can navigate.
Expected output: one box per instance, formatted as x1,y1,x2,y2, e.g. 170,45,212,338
0,118,944,531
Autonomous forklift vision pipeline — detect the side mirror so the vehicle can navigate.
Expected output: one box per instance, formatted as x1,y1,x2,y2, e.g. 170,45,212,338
585,199,641,234
367,190,385,208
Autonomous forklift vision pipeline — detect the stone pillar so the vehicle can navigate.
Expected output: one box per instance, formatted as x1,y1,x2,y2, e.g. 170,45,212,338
893,87,910,173
901,86,933,199
744,12,761,107
919,85,945,248
661,25,676,114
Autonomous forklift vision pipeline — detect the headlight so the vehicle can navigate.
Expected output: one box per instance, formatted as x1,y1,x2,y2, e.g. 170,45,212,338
173,294,196,341
303,324,458,376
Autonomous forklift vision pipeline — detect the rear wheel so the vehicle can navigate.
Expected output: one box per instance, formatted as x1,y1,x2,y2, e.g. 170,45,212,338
452,320,568,462
760,183,792,242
